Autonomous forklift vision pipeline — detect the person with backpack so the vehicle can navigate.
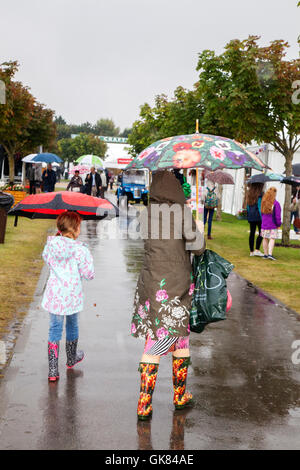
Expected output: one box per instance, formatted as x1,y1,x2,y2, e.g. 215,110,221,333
202,181,219,239
246,183,264,257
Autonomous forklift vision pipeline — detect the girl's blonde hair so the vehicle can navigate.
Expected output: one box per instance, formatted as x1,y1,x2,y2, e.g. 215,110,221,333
56,211,82,238
261,187,277,214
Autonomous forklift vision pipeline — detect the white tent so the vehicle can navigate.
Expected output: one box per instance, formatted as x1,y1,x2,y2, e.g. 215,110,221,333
104,143,133,169
221,144,300,215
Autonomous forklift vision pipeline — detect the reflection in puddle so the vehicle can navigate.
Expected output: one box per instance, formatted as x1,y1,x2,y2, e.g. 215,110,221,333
137,410,190,450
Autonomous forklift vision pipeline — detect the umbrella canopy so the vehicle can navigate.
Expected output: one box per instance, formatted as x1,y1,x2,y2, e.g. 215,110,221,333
126,133,268,172
281,175,300,185
69,165,90,175
206,170,234,185
22,153,37,163
248,171,284,184
32,153,63,163
8,191,119,221
75,155,105,168
292,164,300,177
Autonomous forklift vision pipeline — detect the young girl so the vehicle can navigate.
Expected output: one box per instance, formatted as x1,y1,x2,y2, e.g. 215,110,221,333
261,187,282,261
42,211,95,381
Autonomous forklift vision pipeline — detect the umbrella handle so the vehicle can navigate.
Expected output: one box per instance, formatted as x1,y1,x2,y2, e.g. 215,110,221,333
196,169,199,220
14,215,18,227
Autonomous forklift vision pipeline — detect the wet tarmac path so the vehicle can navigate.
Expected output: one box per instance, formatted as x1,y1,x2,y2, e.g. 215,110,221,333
0,210,300,450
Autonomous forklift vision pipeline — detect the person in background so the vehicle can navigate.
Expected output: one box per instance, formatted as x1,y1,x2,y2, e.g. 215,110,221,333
34,163,43,194
189,169,197,186
56,166,61,182
246,183,264,257
85,167,102,197
109,173,115,190
67,170,83,192
290,185,300,234
28,163,36,194
100,171,107,198
261,187,282,261
201,181,219,240
290,193,300,235
42,163,57,193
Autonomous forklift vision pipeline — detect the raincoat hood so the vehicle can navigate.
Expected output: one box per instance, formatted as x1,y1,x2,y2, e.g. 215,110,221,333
150,170,186,205
45,236,81,261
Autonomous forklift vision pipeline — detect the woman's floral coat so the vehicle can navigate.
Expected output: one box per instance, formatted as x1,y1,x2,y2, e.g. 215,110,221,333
42,236,95,315
131,171,205,341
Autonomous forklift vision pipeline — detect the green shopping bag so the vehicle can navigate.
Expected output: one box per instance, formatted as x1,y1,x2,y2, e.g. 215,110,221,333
190,249,234,333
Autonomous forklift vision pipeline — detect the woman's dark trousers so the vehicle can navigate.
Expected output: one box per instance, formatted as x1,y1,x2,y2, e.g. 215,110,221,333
249,221,262,252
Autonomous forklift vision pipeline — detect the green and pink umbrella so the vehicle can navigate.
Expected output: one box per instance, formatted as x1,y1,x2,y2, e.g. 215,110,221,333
125,133,268,172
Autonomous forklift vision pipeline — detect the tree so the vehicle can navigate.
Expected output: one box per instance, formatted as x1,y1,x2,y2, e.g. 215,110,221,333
119,127,132,138
54,115,66,125
127,87,204,156
0,61,57,183
196,36,300,244
57,133,107,163
94,118,120,136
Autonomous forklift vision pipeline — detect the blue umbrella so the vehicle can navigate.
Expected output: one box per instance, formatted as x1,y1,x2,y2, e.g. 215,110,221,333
31,153,62,163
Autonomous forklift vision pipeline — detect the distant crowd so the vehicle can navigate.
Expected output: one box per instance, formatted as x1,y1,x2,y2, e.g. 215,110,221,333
27,164,115,198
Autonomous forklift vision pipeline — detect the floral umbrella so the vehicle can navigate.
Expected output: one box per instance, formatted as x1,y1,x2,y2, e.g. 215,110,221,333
69,165,90,175
125,133,268,172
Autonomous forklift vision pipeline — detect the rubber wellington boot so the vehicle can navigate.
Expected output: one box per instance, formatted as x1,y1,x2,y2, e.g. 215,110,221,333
48,341,60,382
172,357,193,409
66,339,84,369
137,363,159,421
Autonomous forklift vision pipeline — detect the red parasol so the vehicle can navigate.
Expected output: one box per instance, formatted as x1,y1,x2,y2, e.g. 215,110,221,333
8,191,119,222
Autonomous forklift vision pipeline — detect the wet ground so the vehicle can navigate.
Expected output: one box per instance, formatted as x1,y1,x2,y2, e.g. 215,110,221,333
0,203,300,450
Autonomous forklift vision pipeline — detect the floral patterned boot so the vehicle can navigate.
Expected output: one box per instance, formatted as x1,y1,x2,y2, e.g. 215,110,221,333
66,339,84,369
172,357,193,409
137,363,159,421
48,341,59,382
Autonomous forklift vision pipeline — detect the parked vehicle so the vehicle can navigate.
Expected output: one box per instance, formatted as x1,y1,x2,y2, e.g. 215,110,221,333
117,170,148,206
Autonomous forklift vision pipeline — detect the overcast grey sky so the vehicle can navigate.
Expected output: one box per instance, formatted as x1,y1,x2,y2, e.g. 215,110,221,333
0,0,299,131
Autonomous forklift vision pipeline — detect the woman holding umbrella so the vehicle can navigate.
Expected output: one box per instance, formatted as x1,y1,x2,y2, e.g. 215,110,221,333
246,182,264,257
131,171,205,420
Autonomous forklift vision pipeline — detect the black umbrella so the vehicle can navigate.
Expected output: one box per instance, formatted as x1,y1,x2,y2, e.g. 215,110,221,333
8,191,119,226
292,164,300,177
281,175,300,185
248,171,284,184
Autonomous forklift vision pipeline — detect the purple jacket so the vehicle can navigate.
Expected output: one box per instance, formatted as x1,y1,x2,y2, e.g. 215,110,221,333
261,200,282,230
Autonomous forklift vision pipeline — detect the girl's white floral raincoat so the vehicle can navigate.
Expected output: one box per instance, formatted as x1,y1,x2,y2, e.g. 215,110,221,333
42,236,94,315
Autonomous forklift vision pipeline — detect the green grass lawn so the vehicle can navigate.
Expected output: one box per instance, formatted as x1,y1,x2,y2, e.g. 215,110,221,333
0,216,55,337
206,213,300,314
